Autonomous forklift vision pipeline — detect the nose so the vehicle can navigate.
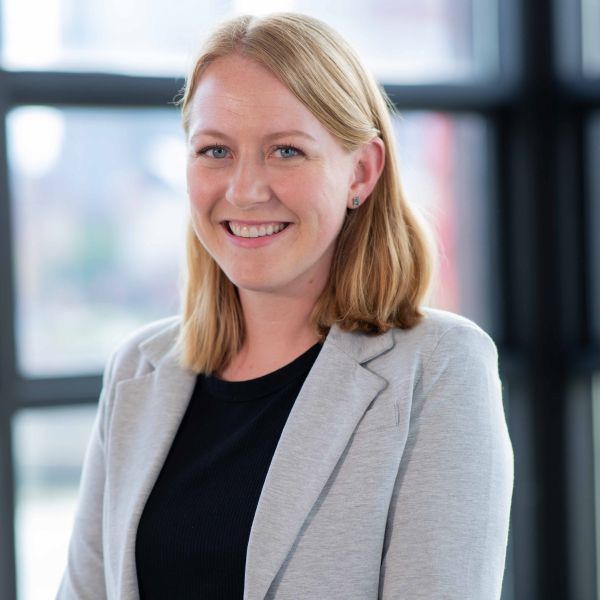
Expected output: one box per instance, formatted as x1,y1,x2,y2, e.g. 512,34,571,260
225,156,271,208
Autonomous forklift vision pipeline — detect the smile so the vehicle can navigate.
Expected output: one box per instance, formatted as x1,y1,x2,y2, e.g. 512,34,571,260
227,221,289,238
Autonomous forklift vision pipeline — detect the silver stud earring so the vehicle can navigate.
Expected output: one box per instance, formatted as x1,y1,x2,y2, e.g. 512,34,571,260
352,195,360,208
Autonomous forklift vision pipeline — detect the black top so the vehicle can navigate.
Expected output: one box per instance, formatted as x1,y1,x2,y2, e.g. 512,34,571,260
135,342,322,599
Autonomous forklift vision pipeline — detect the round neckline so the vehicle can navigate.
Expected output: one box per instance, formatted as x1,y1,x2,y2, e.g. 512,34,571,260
203,342,323,402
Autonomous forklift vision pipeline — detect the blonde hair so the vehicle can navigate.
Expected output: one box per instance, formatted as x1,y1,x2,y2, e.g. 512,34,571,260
178,12,434,374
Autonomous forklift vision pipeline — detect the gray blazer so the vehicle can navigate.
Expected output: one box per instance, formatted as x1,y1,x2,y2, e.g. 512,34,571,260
57,308,514,599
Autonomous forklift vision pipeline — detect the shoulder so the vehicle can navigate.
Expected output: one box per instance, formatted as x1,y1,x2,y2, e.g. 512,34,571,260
397,308,499,398
397,307,497,359
330,308,497,371
359,308,498,392
102,315,182,386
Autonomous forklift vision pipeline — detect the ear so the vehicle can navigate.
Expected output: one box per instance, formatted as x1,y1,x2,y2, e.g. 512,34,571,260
347,136,386,209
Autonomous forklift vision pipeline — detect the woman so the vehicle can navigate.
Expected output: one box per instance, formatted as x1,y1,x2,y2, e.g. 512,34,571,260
58,12,513,600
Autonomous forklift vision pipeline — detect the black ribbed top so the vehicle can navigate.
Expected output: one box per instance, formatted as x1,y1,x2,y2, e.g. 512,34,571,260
135,342,322,599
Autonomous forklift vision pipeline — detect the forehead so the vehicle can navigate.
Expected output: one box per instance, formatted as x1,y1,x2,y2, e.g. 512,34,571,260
187,54,328,139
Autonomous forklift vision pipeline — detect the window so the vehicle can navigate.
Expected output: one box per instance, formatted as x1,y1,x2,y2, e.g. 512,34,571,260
12,405,96,599
2,1,598,599
393,111,496,330
1,0,498,82
8,107,186,376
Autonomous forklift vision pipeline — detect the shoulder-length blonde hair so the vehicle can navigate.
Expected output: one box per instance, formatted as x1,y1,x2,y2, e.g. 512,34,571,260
178,12,434,374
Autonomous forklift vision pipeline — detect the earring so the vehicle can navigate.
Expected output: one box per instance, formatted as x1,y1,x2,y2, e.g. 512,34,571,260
352,195,360,208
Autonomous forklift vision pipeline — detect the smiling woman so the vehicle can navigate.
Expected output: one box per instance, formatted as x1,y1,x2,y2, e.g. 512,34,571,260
184,52,385,379
57,12,513,600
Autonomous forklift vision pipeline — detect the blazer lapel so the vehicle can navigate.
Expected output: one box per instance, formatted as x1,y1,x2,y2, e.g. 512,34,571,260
244,326,394,600
107,324,197,596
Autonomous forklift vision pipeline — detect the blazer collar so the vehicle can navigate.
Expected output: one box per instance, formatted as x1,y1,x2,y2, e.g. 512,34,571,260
134,320,395,600
138,317,183,368
325,323,395,364
243,325,394,599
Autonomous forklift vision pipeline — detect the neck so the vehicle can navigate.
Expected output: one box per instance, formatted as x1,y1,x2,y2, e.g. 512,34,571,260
219,289,322,381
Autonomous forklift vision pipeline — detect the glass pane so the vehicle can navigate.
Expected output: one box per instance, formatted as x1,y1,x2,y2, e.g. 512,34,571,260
0,0,230,75
394,112,495,332
293,0,498,83
582,0,600,77
7,107,187,377
590,114,600,341
12,405,97,600
1,0,498,82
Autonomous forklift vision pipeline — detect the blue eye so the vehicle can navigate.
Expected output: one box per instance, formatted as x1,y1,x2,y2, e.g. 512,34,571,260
199,145,229,159
275,145,301,158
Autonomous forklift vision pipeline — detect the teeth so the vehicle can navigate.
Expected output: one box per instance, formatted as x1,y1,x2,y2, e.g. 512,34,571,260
229,222,287,238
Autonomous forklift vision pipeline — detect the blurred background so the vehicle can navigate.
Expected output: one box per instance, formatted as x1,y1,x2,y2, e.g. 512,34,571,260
0,0,598,598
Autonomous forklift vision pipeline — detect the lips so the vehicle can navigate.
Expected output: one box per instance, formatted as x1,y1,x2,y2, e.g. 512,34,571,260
225,221,290,239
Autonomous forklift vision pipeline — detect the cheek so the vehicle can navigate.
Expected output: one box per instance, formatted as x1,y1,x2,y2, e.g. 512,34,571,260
186,174,216,241
313,177,352,246
279,166,348,213
186,166,201,202
298,194,348,254
187,168,219,212
312,177,351,226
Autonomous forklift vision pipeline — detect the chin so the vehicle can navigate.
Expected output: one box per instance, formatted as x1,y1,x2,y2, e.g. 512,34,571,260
231,279,285,294
222,268,284,294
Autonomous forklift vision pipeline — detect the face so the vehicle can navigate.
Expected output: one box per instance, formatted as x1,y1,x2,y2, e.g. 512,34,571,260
185,54,360,300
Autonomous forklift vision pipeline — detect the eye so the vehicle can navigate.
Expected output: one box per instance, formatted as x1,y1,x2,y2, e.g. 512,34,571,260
273,145,303,159
198,145,230,159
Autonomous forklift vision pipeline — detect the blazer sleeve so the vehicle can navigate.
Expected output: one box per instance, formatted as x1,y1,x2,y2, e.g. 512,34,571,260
56,350,118,600
378,324,514,600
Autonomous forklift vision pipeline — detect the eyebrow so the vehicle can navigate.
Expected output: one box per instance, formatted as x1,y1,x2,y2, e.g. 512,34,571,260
189,129,317,144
